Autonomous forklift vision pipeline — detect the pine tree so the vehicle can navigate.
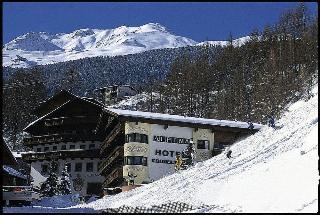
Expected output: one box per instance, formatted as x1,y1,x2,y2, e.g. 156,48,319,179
39,181,50,198
59,165,72,195
40,161,60,197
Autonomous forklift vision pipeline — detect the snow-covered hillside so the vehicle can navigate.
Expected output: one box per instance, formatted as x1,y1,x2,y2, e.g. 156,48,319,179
3,85,318,213
3,23,197,68
74,85,318,213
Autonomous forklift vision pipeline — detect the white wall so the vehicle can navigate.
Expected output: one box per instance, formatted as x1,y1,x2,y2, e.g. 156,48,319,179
29,141,104,196
148,124,193,181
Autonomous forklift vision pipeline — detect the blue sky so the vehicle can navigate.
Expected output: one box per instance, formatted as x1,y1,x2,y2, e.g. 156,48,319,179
3,2,318,43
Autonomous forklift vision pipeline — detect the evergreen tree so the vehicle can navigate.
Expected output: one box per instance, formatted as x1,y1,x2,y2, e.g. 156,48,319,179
59,165,72,195
40,161,59,197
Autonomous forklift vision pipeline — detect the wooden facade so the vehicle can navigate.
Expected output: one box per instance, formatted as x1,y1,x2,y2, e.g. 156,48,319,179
22,90,106,196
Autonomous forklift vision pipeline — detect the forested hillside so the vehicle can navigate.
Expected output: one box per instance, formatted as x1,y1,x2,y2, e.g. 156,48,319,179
142,3,318,124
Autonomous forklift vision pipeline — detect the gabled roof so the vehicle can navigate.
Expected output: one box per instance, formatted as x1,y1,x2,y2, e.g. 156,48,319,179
3,165,27,180
24,91,105,132
33,90,76,117
105,108,263,131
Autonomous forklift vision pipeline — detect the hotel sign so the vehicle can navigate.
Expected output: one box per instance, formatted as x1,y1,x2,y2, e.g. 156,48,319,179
153,135,190,144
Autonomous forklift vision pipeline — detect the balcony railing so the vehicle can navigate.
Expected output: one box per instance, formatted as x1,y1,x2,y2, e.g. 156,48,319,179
22,149,101,162
101,122,123,152
98,146,124,173
102,167,123,188
23,132,100,146
44,116,97,127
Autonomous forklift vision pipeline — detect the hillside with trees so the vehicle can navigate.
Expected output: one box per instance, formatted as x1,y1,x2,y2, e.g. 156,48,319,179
142,3,318,124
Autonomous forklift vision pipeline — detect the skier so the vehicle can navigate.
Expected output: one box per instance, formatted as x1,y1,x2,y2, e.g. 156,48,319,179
247,120,254,133
182,140,195,167
174,154,183,171
267,114,275,128
226,150,232,159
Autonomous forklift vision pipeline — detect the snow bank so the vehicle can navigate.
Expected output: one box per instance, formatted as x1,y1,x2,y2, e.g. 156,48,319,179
32,194,82,208
77,84,318,213
3,194,98,213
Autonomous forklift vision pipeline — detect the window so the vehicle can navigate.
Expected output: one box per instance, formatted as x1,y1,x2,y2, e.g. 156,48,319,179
37,148,42,152
89,144,95,149
41,164,49,174
69,145,75,150
125,133,148,144
197,140,209,149
52,146,57,151
61,145,67,150
124,156,147,166
86,162,93,172
142,157,148,166
65,163,71,172
80,145,86,150
44,146,49,152
75,163,82,172
141,134,148,143
214,142,228,149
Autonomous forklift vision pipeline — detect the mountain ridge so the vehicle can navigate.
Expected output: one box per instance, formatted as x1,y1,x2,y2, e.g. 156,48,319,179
3,23,249,68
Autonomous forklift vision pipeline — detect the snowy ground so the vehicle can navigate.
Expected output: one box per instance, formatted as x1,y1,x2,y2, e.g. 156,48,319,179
4,85,318,213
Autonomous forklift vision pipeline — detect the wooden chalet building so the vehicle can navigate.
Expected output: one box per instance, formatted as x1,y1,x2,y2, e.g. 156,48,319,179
96,108,262,190
21,89,262,196
22,90,106,196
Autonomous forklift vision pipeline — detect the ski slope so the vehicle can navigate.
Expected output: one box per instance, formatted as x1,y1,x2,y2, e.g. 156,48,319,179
3,85,318,213
75,85,318,213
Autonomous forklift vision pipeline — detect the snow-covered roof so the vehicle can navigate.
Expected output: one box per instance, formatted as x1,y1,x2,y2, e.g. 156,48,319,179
3,165,28,180
24,94,104,132
106,108,263,130
12,151,24,158
24,100,71,131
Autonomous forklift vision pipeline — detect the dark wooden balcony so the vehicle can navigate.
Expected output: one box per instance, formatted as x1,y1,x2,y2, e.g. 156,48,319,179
22,149,101,163
102,166,123,188
44,116,97,127
23,132,101,146
100,122,123,152
99,146,124,173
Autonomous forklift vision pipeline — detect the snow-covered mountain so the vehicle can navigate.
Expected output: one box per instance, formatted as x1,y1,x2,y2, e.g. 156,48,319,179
3,23,251,68
3,23,197,68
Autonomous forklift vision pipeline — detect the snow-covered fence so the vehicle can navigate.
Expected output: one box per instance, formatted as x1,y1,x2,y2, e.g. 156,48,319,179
103,201,213,213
